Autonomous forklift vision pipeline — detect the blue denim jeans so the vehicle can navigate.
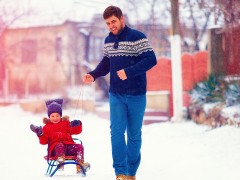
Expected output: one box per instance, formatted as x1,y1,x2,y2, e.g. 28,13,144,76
109,92,146,176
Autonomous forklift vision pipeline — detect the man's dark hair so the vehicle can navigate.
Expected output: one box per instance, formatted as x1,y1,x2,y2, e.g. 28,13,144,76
103,6,123,20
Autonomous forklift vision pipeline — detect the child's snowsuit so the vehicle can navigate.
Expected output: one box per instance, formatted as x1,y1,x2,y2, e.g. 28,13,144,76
38,115,84,159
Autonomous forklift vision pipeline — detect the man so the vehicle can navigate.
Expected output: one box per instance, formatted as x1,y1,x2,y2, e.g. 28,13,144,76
83,5,157,180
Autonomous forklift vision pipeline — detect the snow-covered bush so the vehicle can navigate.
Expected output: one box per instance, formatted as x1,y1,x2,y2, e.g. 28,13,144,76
189,74,240,128
225,83,240,106
189,74,226,105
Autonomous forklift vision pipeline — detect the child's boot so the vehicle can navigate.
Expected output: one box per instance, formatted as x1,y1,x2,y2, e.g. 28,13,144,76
76,160,91,174
57,155,65,171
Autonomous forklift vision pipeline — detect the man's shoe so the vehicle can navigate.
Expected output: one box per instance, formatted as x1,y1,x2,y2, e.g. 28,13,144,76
127,175,136,180
116,174,127,180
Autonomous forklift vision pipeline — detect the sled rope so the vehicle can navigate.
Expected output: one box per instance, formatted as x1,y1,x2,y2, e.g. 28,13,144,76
73,84,85,120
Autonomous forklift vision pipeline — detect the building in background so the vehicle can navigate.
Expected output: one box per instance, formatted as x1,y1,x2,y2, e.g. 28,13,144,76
1,13,205,99
2,20,87,98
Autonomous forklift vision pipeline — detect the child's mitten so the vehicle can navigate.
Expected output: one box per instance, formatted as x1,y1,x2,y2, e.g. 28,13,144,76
30,124,43,136
70,120,82,127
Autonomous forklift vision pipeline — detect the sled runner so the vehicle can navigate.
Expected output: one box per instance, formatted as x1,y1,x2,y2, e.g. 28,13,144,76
44,138,87,177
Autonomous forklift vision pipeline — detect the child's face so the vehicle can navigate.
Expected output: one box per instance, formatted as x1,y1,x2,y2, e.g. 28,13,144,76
49,113,61,124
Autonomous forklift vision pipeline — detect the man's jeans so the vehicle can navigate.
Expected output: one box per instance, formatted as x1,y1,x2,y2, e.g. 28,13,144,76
109,92,146,176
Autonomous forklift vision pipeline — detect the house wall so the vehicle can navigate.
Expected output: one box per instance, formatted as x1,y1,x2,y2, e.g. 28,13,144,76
2,22,85,97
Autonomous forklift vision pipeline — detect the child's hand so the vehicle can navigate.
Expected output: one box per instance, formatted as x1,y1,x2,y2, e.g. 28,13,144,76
30,124,43,137
70,120,82,127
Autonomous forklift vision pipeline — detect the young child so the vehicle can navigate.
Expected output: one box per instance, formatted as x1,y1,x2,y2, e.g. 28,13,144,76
30,98,90,174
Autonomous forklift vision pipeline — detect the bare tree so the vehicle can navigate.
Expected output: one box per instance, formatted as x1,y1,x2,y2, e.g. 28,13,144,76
215,0,240,27
179,0,223,52
119,0,223,52
0,0,34,60
0,0,32,97
119,0,170,25
144,0,160,24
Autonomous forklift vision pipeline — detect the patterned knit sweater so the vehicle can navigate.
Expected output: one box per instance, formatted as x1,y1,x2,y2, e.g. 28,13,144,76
89,25,157,95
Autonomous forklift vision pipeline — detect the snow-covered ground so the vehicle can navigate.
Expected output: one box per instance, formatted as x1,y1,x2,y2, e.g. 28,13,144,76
0,104,240,180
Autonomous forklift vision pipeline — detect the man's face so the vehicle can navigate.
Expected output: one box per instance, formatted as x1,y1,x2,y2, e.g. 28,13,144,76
105,15,124,35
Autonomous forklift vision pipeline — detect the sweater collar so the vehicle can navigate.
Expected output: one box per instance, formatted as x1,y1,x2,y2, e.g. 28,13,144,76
109,25,129,39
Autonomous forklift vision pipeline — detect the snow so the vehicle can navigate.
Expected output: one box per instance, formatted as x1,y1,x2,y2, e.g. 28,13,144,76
0,104,240,180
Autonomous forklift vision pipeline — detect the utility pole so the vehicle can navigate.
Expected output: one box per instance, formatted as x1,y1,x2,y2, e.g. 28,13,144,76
170,0,183,121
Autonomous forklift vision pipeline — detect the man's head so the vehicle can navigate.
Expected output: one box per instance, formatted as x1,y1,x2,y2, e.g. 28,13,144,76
103,6,125,35
103,5,123,20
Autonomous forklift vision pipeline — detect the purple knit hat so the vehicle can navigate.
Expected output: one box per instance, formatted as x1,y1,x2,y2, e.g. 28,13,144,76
45,98,63,117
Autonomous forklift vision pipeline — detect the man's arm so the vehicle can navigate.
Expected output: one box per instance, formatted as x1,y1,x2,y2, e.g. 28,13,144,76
82,56,110,83
89,56,110,80
124,46,157,78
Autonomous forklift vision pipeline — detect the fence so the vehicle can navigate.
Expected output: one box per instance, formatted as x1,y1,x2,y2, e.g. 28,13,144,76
146,51,209,116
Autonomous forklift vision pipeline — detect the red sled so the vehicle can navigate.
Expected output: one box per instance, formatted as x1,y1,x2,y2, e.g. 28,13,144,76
44,138,89,177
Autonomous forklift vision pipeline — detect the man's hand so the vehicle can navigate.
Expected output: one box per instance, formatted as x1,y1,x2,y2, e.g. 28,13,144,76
82,74,94,84
117,69,127,80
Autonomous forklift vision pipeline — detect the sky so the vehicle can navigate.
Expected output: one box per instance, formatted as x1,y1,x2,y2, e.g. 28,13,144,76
1,0,222,29
0,103,240,180
28,0,119,21
1,0,173,28
2,0,122,27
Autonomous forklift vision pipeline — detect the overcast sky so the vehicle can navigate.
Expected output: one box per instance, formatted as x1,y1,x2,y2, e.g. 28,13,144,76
3,0,218,29
30,0,120,21
1,0,172,28
2,0,123,27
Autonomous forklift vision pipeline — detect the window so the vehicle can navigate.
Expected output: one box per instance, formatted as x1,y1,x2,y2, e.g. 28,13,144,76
21,40,37,63
55,37,62,61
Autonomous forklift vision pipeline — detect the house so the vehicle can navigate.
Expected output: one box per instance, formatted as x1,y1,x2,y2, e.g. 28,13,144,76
0,14,209,119
1,20,87,98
